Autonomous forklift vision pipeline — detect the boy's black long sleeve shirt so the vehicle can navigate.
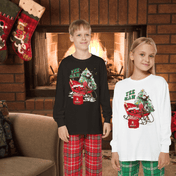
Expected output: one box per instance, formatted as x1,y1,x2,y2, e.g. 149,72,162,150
53,54,112,135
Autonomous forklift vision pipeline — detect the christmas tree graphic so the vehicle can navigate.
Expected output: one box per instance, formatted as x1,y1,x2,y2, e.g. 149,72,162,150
79,68,97,90
134,89,154,114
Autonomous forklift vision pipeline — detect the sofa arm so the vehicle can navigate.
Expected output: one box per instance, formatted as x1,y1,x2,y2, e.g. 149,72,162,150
9,113,59,162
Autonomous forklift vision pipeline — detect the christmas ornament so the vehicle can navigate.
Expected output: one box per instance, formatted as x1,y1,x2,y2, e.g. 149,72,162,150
10,0,45,61
0,0,21,62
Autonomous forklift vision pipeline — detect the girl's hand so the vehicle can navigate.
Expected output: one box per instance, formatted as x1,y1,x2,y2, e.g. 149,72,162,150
158,152,170,170
102,122,111,138
111,152,121,171
58,125,69,142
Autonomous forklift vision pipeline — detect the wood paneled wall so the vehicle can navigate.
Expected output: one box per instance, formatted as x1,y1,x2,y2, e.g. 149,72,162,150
34,0,147,26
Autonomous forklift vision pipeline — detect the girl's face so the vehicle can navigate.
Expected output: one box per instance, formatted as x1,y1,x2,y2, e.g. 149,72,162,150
130,43,156,74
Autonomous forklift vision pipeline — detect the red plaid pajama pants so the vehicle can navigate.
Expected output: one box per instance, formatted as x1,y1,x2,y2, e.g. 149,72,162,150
64,134,102,176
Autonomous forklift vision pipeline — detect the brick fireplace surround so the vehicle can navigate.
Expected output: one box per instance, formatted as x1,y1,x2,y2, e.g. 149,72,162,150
1,0,176,115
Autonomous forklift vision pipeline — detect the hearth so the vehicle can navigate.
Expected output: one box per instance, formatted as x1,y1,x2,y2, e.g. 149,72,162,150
25,25,146,97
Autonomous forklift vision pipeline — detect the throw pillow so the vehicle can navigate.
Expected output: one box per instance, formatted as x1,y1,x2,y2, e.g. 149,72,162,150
0,101,19,158
172,111,176,139
0,100,9,119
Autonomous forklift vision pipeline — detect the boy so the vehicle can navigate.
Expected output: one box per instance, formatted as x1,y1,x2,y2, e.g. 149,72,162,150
53,19,112,176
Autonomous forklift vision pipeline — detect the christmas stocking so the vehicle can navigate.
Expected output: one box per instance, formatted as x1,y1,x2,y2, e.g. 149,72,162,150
0,0,21,62
10,0,45,61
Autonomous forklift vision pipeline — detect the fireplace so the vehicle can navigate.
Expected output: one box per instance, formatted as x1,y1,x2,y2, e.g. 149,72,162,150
25,25,146,98
48,32,125,86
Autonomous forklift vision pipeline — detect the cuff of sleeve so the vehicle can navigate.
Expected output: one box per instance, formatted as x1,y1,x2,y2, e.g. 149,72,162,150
110,141,118,153
111,146,118,153
55,118,65,128
161,144,169,153
104,117,111,123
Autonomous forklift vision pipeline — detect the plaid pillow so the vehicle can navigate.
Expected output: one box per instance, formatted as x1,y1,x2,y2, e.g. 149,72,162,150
0,100,19,158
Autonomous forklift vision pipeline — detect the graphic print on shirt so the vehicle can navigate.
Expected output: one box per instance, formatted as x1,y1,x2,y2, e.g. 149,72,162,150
68,67,97,105
123,89,155,129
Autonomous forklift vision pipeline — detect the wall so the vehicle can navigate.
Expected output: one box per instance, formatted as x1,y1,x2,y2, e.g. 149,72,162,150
0,0,176,112
0,41,26,111
147,0,176,104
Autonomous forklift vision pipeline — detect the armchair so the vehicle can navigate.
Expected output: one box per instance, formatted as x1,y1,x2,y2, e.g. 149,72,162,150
0,112,63,176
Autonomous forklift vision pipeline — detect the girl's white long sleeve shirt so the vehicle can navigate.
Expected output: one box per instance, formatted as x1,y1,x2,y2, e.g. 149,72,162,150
110,74,171,161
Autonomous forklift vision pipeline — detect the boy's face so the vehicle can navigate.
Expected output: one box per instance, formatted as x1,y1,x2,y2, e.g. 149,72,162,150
70,26,91,52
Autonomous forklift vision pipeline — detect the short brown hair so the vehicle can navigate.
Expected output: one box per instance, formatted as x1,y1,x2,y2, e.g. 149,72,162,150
69,19,91,36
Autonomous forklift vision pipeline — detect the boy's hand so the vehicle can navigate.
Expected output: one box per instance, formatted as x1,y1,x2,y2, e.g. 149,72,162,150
158,152,170,170
111,152,121,171
102,122,111,138
58,125,69,142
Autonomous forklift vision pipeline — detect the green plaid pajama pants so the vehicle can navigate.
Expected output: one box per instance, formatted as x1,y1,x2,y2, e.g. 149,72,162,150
118,161,164,176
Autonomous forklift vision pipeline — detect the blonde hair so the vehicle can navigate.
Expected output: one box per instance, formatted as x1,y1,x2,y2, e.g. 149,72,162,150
130,37,157,54
69,19,91,36
128,37,157,76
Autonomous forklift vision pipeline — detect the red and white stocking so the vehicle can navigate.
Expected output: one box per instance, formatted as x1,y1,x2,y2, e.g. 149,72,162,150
10,0,45,61
0,0,21,62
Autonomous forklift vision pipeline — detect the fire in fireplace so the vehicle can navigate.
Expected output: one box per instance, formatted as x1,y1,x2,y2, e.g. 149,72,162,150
25,25,146,97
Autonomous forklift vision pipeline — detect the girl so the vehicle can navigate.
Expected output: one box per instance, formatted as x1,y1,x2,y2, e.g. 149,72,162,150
110,37,171,176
